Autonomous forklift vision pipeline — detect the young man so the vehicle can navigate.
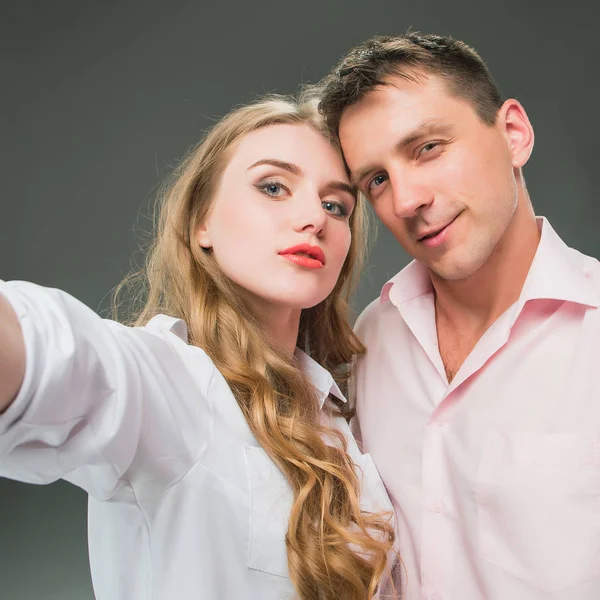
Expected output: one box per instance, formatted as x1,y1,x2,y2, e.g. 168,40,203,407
319,33,600,599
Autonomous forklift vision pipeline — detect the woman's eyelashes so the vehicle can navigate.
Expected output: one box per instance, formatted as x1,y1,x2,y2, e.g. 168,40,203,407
256,179,289,198
322,199,349,219
256,178,351,219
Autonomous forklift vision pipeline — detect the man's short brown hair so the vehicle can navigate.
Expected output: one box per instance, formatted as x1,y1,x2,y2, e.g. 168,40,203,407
318,32,503,135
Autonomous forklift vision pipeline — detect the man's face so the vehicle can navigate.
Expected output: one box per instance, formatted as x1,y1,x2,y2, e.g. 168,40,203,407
339,74,526,281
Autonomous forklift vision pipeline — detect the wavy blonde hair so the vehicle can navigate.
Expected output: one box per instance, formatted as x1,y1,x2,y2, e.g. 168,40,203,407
116,93,396,599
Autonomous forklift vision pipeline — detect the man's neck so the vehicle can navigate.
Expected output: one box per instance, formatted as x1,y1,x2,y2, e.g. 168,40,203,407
431,201,540,382
433,205,540,333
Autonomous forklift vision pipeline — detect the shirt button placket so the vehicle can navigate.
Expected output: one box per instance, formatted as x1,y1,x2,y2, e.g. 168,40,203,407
420,413,453,600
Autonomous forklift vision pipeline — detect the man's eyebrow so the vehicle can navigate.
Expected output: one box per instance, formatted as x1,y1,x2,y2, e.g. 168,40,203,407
350,166,376,189
397,119,454,150
247,159,302,176
350,119,455,187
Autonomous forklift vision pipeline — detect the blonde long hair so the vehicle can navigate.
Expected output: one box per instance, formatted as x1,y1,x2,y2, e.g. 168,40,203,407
117,93,395,599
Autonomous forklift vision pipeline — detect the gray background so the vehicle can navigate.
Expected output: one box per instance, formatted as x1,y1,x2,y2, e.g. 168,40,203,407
1,1,598,598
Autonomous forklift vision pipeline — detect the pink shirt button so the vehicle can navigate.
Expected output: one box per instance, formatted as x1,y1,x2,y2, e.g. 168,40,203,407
432,500,445,514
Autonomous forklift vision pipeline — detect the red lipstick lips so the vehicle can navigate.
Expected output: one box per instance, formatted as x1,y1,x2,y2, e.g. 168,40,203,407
279,244,325,269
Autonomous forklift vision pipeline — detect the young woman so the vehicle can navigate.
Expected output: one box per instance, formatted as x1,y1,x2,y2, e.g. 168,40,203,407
0,94,396,600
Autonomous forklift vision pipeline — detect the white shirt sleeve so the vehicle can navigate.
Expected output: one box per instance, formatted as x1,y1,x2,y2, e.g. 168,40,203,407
0,280,215,501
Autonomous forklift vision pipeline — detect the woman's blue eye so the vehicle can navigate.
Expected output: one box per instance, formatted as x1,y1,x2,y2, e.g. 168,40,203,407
257,180,285,197
322,201,347,218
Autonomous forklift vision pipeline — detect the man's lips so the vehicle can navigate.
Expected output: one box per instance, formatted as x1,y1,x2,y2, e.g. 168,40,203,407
278,243,325,267
417,215,459,242
416,214,460,248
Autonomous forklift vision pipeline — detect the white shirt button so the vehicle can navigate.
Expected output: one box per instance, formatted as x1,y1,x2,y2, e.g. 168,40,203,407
435,417,446,427
432,500,445,514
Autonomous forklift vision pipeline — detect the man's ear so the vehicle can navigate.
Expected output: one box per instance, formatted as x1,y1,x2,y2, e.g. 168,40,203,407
498,99,535,169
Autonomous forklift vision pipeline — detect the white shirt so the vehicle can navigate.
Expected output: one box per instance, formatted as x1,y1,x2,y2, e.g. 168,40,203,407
352,218,600,600
0,280,394,600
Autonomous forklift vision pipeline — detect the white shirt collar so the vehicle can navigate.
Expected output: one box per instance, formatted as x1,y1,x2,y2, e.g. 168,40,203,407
145,315,347,410
294,349,347,408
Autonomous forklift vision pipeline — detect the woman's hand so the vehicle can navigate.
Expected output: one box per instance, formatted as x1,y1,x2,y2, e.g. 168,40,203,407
0,293,25,413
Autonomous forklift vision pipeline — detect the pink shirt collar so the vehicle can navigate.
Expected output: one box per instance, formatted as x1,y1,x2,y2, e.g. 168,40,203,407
380,217,599,309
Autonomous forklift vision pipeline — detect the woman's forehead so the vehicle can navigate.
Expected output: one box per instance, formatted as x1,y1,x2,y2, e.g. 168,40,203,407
226,123,348,181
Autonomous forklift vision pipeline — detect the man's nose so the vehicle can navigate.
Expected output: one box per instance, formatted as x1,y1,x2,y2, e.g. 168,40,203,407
389,168,434,218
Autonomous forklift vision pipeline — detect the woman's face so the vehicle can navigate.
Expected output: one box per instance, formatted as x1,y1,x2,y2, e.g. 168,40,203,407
196,123,355,316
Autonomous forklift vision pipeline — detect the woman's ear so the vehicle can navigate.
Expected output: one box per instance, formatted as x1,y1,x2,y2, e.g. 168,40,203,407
195,221,212,251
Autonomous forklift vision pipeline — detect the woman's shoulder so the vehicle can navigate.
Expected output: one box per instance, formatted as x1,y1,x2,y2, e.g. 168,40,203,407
141,313,190,343
131,313,218,393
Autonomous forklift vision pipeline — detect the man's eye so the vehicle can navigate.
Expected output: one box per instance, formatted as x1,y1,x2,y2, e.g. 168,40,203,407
419,142,439,156
367,174,388,191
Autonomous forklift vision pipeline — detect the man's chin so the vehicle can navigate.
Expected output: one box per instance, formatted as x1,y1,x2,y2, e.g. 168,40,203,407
424,254,470,281
429,268,466,282
428,253,489,282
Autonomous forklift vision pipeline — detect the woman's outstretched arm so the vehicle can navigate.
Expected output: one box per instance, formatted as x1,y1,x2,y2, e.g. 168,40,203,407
0,291,25,413
0,280,214,499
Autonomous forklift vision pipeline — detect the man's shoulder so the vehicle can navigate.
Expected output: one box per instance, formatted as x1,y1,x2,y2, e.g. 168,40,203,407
567,246,600,290
354,263,422,336
354,286,408,341
355,296,383,336
543,219,600,295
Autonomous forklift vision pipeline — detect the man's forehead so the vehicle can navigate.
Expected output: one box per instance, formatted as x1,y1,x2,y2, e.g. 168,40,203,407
343,74,453,122
339,82,476,157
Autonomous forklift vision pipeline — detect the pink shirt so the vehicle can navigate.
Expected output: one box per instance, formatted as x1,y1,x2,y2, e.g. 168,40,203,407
353,218,600,600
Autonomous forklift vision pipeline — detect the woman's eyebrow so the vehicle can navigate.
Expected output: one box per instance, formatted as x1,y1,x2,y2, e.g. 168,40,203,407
247,159,302,176
248,159,354,197
325,180,356,197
